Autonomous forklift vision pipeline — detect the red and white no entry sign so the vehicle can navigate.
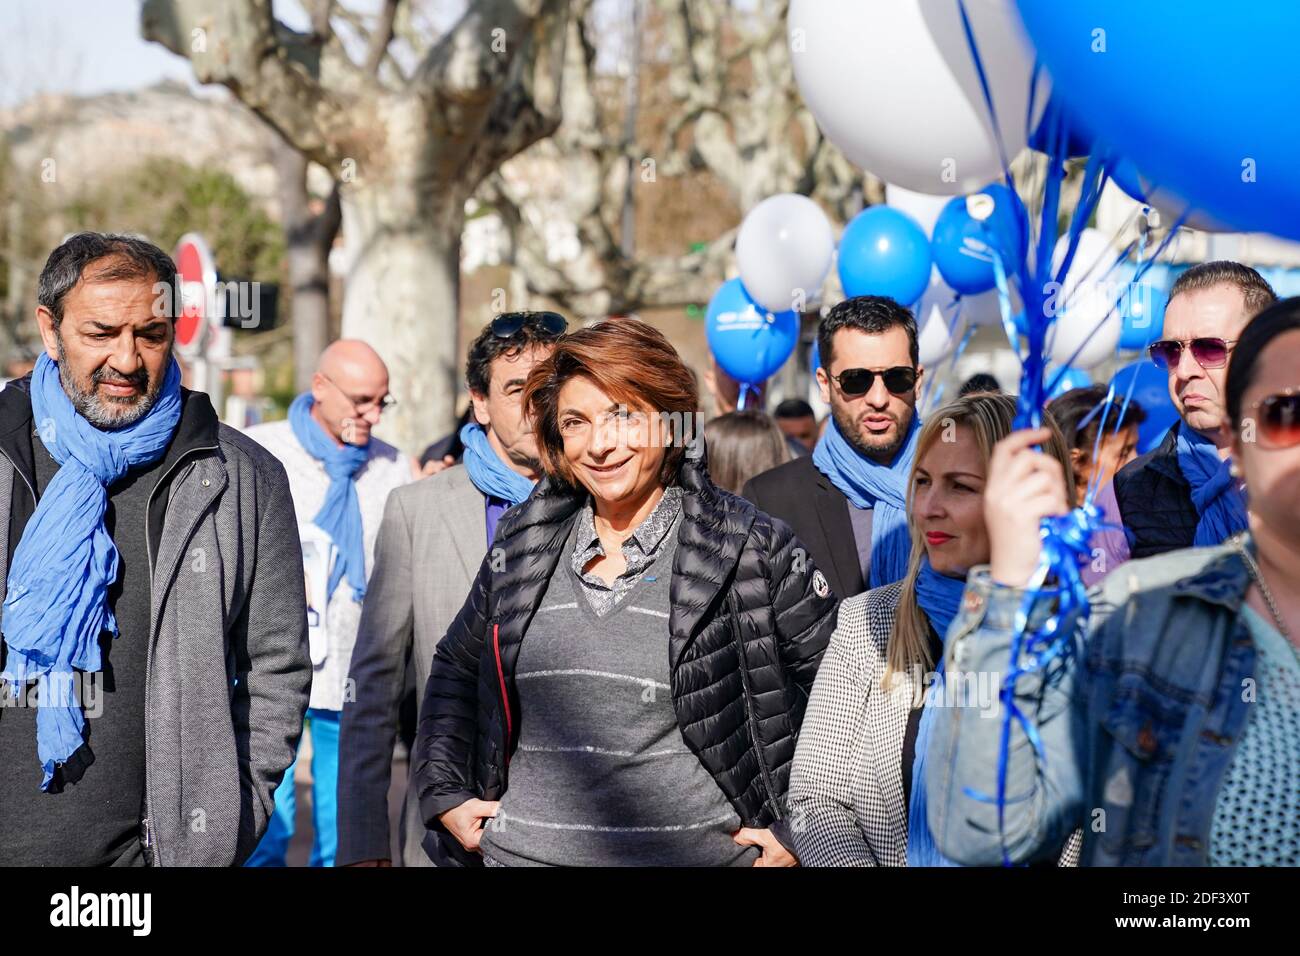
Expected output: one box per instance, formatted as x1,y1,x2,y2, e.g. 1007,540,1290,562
173,233,217,359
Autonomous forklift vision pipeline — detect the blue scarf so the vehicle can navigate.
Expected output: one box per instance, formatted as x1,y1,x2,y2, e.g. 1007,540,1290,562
1175,425,1249,546
1,352,181,790
289,392,369,603
460,422,534,507
907,558,967,867
811,414,920,587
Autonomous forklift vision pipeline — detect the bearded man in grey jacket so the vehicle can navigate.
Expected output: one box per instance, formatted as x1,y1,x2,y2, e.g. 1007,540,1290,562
0,232,310,866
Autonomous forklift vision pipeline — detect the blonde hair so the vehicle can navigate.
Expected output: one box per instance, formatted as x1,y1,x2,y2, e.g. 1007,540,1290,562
882,393,1073,688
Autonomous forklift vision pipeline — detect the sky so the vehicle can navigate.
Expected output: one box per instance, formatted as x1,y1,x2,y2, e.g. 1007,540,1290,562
0,0,198,109
0,0,414,110
0,0,638,111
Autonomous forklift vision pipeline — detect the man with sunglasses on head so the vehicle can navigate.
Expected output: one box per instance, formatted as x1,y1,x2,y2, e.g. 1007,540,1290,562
1092,261,1277,578
337,311,564,866
242,339,414,866
744,296,923,599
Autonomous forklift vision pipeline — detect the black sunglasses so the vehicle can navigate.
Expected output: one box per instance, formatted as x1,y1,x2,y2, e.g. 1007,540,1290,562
1148,337,1236,371
491,311,568,339
831,366,918,397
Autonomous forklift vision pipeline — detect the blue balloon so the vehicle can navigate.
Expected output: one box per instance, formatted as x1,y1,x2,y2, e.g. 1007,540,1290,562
930,184,1026,295
705,278,799,385
1108,155,1149,204
1017,1,1300,241
1109,361,1178,455
1047,366,1092,400
1119,284,1168,351
838,206,931,305
810,339,821,372
1028,93,1093,158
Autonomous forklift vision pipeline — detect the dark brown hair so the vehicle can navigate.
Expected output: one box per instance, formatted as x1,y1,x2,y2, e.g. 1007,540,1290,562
818,295,919,370
1047,385,1146,458
522,318,700,486
465,313,564,395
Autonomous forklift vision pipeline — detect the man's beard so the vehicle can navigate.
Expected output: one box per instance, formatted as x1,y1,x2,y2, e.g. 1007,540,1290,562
830,398,914,463
56,335,168,429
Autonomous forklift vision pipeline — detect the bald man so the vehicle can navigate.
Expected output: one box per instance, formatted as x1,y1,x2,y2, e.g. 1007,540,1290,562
241,340,414,866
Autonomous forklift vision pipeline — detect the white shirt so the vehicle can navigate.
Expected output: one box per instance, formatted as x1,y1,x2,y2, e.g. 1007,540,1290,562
242,419,413,711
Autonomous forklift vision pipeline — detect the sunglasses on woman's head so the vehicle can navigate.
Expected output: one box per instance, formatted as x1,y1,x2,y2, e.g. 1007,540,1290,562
1148,337,1236,371
491,311,568,339
831,366,918,397
1246,389,1300,449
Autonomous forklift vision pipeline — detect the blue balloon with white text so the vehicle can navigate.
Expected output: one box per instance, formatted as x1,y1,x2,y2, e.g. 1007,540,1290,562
706,278,799,384
931,184,1026,295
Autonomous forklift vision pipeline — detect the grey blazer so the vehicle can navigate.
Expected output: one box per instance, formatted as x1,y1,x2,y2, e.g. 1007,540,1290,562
337,465,488,866
788,583,1081,866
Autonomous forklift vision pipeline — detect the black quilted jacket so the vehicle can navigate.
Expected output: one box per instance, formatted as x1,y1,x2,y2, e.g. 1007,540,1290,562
1112,424,1198,559
413,451,838,866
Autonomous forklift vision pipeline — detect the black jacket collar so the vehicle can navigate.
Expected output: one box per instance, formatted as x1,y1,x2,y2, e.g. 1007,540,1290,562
0,371,222,492
1147,420,1187,485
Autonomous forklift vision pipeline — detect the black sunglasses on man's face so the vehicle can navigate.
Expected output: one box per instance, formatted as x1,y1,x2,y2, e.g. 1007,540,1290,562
830,366,918,397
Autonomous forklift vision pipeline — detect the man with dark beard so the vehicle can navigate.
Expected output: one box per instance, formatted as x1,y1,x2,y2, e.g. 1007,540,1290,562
0,232,310,866
744,296,923,599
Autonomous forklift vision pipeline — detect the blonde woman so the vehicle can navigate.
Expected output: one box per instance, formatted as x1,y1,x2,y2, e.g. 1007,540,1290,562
787,393,1077,866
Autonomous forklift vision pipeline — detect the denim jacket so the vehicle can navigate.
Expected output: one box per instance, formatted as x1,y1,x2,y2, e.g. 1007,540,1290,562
925,538,1256,866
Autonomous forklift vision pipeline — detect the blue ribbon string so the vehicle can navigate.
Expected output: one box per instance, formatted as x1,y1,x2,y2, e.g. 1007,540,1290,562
956,0,1134,865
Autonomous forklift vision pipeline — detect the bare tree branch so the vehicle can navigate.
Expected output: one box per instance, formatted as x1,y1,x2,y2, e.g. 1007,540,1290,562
363,0,402,76
490,0,866,314
140,0,363,164
460,0,570,189
305,0,335,41
142,0,576,452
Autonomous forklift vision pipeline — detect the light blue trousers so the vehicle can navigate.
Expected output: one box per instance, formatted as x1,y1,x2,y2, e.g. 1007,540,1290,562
244,708,340,867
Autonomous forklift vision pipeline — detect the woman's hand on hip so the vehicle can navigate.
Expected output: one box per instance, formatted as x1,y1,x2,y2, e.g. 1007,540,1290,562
733,827,799,867
439,798,501,852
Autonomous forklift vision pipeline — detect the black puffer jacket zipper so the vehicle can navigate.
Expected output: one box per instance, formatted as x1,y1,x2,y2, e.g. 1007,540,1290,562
727,589,781,822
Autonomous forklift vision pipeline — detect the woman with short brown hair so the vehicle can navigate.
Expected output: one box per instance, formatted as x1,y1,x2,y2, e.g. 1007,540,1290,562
414,318,837,867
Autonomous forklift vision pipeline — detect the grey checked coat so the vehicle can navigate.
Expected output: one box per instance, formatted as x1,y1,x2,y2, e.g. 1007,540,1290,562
788,583,1080,866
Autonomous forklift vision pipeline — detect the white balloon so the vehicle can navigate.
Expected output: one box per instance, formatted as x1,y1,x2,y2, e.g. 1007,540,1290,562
1048,228,1123,369
917,300,970,368
963,286,1017,327
884,184,951,236
735,194,835,314
912,272,971,366
789,0,1038,194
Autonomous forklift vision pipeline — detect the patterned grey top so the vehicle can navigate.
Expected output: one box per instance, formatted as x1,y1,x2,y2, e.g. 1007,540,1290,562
570,484,683,618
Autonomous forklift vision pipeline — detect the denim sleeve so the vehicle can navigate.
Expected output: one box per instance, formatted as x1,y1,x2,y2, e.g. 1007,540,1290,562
924,568,1089,866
